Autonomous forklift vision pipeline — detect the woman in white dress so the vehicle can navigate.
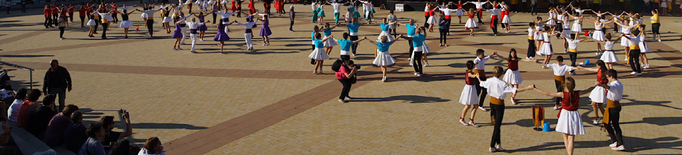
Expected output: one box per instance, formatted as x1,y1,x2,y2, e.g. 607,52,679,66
537,26,559,66
636,25,651,69
577,60,609,125
464,8,478,36
309,33,333,74
586,16,613,55
530,77,596,155
566,12,584,36
459,61,480,127
322,23,339,58
367,35,401,82
592,33,621,69
86,10,99,37
426,4,438,32
116,9,136,38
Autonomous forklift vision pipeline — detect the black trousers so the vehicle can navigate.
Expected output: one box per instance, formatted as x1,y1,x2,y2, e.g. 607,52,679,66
530,3,537,15
490,104,505,148
94,19,99,32
45,16,52,28
424,16,429,28
491,19,499,35
212,13,217,24
412,51,423,74
407,40,413,55
350,35,359,55
629,49,641,73
527,39,536,58
147,19,154,36
338,78,353,100
605,106,624,145
53,14,59,26
340,55,350,61
445,19,451,33
555,79,563,106
568,52,577,67
390,28,397,38
289,20,294,31
80,16,85,27
101,23,108,38
475,74,488,107
439,28,447,44
112,13,118,23
68,13,74,22
477,10,483,23
311,45,316,65
59,27,65,38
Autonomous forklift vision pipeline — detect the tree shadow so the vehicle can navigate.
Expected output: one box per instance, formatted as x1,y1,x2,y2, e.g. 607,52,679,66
350,95,450,103
620,96,678,111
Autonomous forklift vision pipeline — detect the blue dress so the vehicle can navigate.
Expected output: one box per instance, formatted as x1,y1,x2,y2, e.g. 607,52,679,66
198,16,208,31
259,19,272,36
214,24,230,41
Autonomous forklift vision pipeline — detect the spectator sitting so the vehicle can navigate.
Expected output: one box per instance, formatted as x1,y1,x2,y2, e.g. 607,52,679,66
99,110,132,149
138,137,165,155
110,139,131,155
6,88,27,123
0,124,18,155
63,111,87,154
43,104,79,147
78,122,107,155
26,94,57,138
16,89,42,128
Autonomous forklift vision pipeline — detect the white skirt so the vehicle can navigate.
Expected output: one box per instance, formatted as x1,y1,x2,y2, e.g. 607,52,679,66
571,23,582,32
86,19,97,26
308,48,329,60
503,69,522,85
620,37,630,47
639,42,650,53
592,31,605,41
373,50,396,66
323,37,337,47
556,110,586,135
455,9,464,16
501,15,511,24
459,85,479,105
119,20,133,28
539,42,554,55
465,18,477,28
162,17,172,23
422,43,431,54
141,13,148,18
600,51,619,63
376,31,395,42
427,16,437,25
562,30,572,38
534,32,544,40
588,86,607,103
546,19,556,26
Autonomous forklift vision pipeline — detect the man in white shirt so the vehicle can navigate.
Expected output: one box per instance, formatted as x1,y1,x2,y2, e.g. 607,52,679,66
543,56,579,110
470,0,488,24
215,11,238,33
331,2,343,25
185,18,204,53
237,20,257,50
595,69,625,151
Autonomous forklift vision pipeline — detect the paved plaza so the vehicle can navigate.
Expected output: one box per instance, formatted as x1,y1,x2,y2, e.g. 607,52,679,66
1,2,682,154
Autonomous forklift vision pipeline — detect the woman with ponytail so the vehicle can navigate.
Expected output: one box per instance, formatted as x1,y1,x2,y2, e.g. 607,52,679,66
578,60,609,124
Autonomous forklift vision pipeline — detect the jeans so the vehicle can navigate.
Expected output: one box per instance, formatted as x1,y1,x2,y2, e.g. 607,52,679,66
338,78,353,100
59,27,65,38
568,52,577,67
412,51,423,74
527,39,536,58
605,106,624,145
530,3,537,15
629,49,641,73
48,87,66,112
350,35,359,55
390,28,397,38
490,104,505,148
289,20,294,31
439,28,447,44
555,79,563,106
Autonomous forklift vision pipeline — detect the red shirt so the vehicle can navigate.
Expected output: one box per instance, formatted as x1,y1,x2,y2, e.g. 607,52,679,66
68,7,74,13
44,8,51,16
51,7,58,14
111,6,117,14
561,92,581,111
508,59,519,71
597,70,608,84
78,9,86,17
335,66,350,79
16,101,36,129
456,4,463,9
465,70,475,85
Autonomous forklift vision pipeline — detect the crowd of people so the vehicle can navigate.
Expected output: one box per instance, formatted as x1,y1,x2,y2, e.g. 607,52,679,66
1,0,676,154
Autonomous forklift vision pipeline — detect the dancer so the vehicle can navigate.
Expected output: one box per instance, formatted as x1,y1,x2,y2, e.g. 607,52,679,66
619,24,642,75
116,8,135,38
530,77,596,155
236,18,258,50
67,4,75,23
468,0,488,24
615,16,631,62
329,0,343,25
595,69,625,151
498,48,536,104
57,15,67,40
311,1,318,23
586,15,613,55
538,26,559,66
526,22,536,60
161,6,172,34
536,16,548,54
309,33,333,74
577,60,609,125
335,33,365,62
478,66,534,152
97,8,113,39
500,3,511,33
368,35,400,82
637,25,650,69
455,0,465,24
565,11,584,37
172,18,186,50
137,7,162,37
322,23,339,57
86,10,99,37
593,33,621,69
472,49,497,111
178,12,192,45
425,3,438,32
213,19,235,53
317,4,325,25
191,12,210,41
347,18,368,56
563,33,590,70
459,60,480,127
215,11,238,33
464,8,478,36
185,17,204,53
546,7,558,32
377,18,395,43
486,3,502,36
77,5,86,28
540,56,579,110
257,14,272,46
399,27,427,77
361,0,374,23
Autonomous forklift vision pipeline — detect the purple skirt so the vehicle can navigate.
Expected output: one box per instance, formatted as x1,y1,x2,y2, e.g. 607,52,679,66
199,25,208,31
214,31,230,41
259,26,272,36
171,30,183,38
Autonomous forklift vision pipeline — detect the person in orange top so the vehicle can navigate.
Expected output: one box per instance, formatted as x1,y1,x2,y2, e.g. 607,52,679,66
44,5,53,28
15,89,42,129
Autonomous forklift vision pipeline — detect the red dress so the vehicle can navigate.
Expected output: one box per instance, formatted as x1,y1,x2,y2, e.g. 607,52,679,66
231,0,237,12
248,1,256,13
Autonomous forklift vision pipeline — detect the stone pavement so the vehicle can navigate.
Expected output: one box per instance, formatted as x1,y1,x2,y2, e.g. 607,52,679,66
1,2,682,154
